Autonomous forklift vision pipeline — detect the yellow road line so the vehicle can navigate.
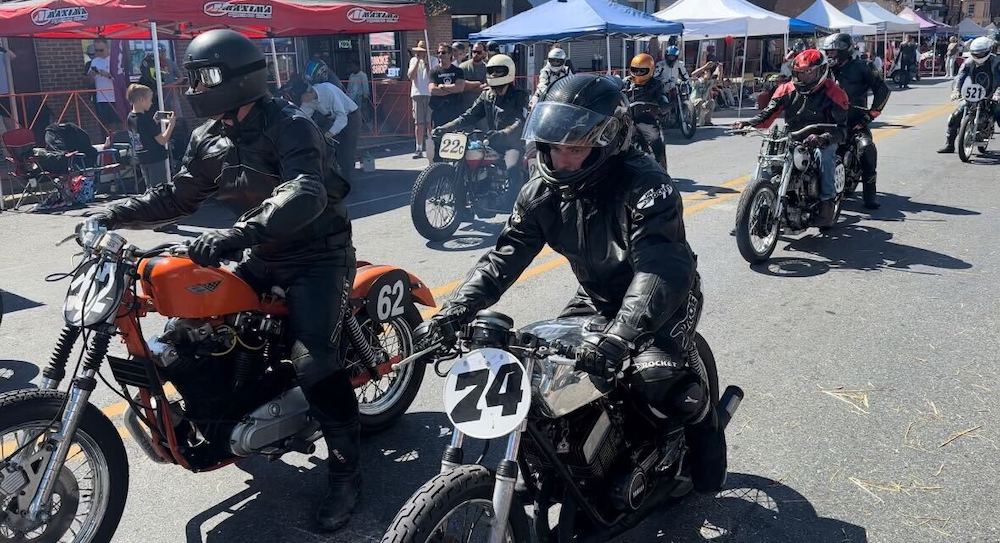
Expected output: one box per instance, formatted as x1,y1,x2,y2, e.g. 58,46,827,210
92,99,955,423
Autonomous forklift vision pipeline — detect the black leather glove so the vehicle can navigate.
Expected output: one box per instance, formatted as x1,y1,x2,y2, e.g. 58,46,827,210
188,229,251,267
431,127,445,138
484,130,499,141
803,133,831,147
575,333,631,380
414,304,470,351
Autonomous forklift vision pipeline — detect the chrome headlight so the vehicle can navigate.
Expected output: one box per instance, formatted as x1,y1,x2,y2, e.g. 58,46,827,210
792,145,812,171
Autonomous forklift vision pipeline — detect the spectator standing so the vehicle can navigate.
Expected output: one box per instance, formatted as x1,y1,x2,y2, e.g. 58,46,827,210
945,36,961,78
459,42,488,113
346,59,371,125
87,38,121,131
287,79,361,183
126,83,175,189
407,40,436,158
689,62,719,126
428,43,466,131
451,42,467,66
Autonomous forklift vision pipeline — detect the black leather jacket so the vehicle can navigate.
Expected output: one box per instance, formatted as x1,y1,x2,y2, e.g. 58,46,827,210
831,59,890,127
445,149,697,346
438,86,528,150
104,97,352,261
746,80,850,144
956,55,1000,96
623,77,668,124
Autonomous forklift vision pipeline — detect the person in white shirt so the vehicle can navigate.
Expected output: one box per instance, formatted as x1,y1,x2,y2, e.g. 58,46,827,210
290,79,361,183
87,38,121,130
408,40,437,158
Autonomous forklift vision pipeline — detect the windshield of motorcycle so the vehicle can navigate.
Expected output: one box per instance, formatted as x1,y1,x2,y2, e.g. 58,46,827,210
63,256,127,327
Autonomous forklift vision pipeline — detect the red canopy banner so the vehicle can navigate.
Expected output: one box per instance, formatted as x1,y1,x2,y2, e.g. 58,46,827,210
0,0,425,38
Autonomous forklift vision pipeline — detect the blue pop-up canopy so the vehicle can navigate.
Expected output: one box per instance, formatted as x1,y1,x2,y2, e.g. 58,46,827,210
469,0,683,43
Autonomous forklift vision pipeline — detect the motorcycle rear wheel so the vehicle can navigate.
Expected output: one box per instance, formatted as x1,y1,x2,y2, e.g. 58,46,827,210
411,163,464,241
957,114,976,163
353,312,425,435
382,464,531,543
0,389,128,543
735,176,780,263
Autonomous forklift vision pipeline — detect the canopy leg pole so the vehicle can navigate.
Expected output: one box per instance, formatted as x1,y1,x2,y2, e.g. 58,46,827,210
1,38,18,128
150,22,172,182
738,30,748,120
622,37,626,75
606,35,611,75
270,38,282,88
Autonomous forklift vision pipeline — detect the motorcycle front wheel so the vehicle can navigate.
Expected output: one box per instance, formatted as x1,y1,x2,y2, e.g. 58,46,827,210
411,162,465,241
382,464,531,543
957,113,976,163
0,389,128,543
679,101,696,140
735,176,780,263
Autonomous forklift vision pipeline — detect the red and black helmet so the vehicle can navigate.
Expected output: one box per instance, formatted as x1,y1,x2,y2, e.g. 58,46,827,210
791,49,829,94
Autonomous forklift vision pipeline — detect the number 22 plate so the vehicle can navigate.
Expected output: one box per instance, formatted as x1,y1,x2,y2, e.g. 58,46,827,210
438,132,468,161
443,348,531,439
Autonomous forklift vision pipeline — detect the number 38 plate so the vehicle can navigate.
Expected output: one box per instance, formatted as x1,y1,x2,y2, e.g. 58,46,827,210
438,132,468,161
444,348,531,439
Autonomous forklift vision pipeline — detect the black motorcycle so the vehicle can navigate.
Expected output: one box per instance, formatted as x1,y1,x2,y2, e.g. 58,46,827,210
382,311,743,543
628,101,669,173
411,130,519,241
732,123,847,263
840,107,875,196
956,85,996,163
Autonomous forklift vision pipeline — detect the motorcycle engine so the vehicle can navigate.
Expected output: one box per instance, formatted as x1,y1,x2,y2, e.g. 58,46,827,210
147,312,290,464
524,401,623,481
473,164,507,214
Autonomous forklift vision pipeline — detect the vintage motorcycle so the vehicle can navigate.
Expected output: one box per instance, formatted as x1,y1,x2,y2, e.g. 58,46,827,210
662,81,697,140
628,101,669,173
840,107,875,197
411,130,520,241
732,123,847,263
956,82,997,163
382,311,743,543
0,224,435,542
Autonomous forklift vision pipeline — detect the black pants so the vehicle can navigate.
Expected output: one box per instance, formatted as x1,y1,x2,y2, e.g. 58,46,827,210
899,61,915,87
235,246,360,480
852,127,878,186
334,111,361,184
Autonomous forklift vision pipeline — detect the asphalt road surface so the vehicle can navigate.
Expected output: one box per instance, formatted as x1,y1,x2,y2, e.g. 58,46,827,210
1,78,998,543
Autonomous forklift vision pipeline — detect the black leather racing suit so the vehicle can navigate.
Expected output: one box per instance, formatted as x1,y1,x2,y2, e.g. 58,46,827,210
623,76,669,169
100,96,361,485
438,85,529,188
830,58,891,189
944,56,1000,147
440,148,722,469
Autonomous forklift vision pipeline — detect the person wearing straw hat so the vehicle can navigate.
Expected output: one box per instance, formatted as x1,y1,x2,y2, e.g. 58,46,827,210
408,40,436,158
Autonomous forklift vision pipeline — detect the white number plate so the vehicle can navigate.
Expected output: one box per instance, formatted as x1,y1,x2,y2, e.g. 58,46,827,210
443,348,530,439
962,81,987,103
438,132,468,161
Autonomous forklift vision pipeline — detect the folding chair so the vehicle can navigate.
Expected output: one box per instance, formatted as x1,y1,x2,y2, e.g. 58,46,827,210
1,128,46,210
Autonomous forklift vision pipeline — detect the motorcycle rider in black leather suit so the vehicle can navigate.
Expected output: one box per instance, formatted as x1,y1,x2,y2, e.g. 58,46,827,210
418,74,728,493
823,33,890,210
82,30,360,532
624,53,669,172
434,54,529,194
937,36,1000,154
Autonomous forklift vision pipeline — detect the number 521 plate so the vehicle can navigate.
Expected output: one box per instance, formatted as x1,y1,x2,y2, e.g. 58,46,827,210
443,348,531,439
438,132,468,160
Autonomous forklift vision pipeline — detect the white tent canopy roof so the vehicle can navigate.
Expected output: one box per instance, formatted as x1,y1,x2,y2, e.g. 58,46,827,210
958,18,989,37
842,2,919,33
655,0,789,39
797,0,876,36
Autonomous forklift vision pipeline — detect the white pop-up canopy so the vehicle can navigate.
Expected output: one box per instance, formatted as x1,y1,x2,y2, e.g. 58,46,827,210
843,2,919,33
654,0,789,40
958,18,989,38
797,0,876,36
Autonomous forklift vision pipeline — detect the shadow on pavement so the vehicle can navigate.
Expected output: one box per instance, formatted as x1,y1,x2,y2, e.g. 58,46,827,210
673,177,741,198
426,221,505,253
751,257,831,278
0,290,44,314
0,360,39,393
844,191,981,223
186,411,452,543
614,473,868,542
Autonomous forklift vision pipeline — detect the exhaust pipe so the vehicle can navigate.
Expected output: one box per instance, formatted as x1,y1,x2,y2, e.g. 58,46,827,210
717,386,745,430
123,407,169,464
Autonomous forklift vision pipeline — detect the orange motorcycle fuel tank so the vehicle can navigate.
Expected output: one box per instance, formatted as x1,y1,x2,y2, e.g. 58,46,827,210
137,257,261,318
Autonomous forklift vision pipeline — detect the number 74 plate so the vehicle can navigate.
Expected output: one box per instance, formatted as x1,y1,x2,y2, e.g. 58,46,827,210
443,348,531,439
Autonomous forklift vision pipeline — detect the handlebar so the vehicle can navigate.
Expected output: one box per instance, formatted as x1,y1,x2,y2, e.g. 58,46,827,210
390,326,580,373
788,123,839,140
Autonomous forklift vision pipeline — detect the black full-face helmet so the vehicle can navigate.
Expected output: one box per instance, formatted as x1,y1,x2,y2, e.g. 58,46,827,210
184,29,269,118
822,33,854,68
523,74,633,200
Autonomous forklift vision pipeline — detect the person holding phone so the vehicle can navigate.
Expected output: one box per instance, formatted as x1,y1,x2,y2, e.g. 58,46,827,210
126,83,175,189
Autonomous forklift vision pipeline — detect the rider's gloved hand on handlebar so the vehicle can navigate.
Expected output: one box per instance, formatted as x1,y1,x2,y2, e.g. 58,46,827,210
188,228,251,267
576,333,631,380
803,133,832,148
730,121,748,130
413,304,470,351
431,127,445,138
74,213,115,246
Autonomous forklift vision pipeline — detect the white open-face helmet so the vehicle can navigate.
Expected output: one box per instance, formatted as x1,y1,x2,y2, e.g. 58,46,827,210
548,48,567,62
486,54,516,87
969,37,994,64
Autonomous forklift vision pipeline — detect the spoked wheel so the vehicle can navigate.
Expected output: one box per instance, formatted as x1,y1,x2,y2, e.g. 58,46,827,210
820,163,846,232
382,465,531,543
735,177,780,263
957,113,976,163
0,390,128,543
411,163,464,241
679,102,696,140
351,313,425,435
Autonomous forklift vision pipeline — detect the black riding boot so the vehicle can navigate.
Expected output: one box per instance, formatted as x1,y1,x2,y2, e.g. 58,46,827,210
937,132,956,153
862,178,880,210
686,407,727,493
316,420,361,532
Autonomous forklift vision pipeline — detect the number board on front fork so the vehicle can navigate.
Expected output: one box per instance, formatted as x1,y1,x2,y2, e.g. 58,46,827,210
443,348,531,440
364,269,413,324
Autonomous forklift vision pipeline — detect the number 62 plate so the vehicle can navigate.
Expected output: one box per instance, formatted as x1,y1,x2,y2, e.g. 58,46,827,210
443,348,531,439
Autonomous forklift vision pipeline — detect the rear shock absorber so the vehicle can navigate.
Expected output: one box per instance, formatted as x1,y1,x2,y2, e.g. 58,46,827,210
344,314,387,381
41,325,82,389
